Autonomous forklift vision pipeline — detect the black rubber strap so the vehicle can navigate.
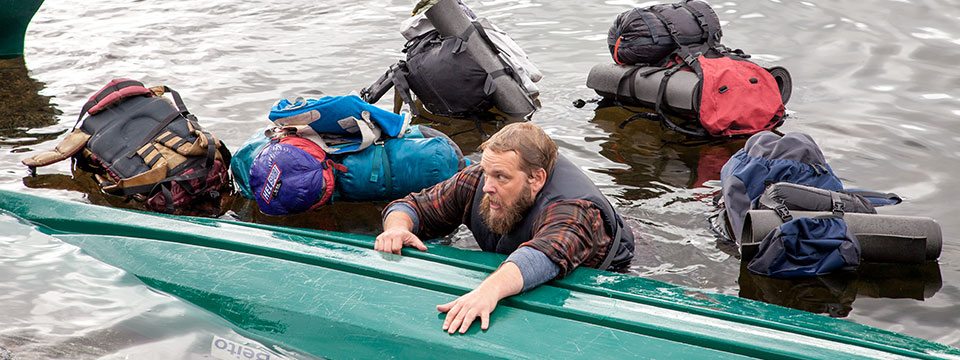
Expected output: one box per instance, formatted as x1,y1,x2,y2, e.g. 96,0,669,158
161,184,175,213
453,23,478,54
161,86,189,114
615,66,643,105
390,62,419,117
613,66,669,129
598,217,624,271
654,67,708,137
171,137,189,151
649,5,683,46
635,8,662,44
680,2,713,46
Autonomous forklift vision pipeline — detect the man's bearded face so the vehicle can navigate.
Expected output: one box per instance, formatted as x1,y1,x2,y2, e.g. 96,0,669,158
478,150,539,235
480,180,536,234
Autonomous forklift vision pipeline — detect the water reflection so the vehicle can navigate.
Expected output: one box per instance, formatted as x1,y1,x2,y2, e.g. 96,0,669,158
738,262,942,318
587,101,745,200
226,196,385,236
403,97,533,154
22,167,230,218
0,57,59,130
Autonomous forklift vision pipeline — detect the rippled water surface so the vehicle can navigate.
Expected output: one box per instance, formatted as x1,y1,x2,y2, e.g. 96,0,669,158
2,0,959,357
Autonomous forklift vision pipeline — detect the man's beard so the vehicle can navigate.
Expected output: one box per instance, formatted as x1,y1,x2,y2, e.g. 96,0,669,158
479,182,536,235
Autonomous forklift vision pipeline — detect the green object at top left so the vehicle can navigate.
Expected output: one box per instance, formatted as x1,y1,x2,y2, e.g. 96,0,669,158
0,0,44,58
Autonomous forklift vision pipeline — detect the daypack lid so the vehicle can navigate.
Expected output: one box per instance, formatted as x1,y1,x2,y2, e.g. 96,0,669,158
269,95,410,138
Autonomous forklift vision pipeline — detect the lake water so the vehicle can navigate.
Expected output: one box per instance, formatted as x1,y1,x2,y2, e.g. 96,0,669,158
2,0,959,357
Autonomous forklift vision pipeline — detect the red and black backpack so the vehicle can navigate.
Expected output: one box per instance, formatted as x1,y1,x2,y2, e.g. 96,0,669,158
608,0,787,137
23,78,233,214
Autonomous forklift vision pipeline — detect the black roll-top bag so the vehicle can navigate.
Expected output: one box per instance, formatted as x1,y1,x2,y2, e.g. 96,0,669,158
608,0,721,65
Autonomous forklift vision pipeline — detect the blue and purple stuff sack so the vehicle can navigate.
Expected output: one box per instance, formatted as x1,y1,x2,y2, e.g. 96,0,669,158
249,136,339,216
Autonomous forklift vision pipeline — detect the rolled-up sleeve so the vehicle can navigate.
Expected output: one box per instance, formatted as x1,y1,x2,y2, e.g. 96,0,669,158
505,246,561,292
382,164,482,239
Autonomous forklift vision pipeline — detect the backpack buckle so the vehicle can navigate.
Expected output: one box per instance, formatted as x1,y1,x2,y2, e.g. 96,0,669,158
774,204,793,222
832,198,845,216
683,52,701,65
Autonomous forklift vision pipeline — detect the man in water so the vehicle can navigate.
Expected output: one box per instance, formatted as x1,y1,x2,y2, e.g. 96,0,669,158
375,122,635,334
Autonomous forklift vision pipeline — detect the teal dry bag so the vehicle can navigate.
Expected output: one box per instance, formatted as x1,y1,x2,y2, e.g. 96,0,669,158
334,125,468,201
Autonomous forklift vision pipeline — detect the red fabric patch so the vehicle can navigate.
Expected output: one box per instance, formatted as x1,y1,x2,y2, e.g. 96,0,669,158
698,56,785,136
88,78,153,115
279,136,327,163
278,136,336,207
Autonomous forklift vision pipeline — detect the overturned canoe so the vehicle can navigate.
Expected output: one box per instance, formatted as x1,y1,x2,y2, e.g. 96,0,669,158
0,189,957,359
0,0,44,58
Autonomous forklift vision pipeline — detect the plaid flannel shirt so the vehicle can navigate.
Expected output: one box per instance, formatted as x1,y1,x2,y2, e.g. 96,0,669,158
384,164,613,277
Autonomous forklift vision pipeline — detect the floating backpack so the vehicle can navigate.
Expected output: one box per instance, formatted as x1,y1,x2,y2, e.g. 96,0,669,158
231,130,273,200
713,131,901,278
717,131,844,242
401,29,496,117
22,78,232,214
607,0,787,137
361,1,541,118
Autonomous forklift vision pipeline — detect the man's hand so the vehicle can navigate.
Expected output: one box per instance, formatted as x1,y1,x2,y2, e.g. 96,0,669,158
437,262,523,334
375,210,427,255
374,227,427,255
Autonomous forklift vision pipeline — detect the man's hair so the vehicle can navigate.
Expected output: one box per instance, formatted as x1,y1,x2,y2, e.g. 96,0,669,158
479,122,558,177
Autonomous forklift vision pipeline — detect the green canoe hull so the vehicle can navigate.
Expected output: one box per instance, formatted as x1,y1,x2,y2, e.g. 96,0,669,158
1,189,957,359
0,0,44,58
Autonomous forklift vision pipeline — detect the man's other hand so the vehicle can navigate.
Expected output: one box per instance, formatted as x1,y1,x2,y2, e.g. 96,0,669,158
436,262,523,334
374,228,427,255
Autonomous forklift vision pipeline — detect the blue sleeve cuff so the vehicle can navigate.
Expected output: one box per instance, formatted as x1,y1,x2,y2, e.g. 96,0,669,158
383,203,420,234
505,247,561,293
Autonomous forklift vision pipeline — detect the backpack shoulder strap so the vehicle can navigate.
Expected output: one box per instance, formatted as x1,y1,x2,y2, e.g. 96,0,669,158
22,129,92,169
653,65,710,137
